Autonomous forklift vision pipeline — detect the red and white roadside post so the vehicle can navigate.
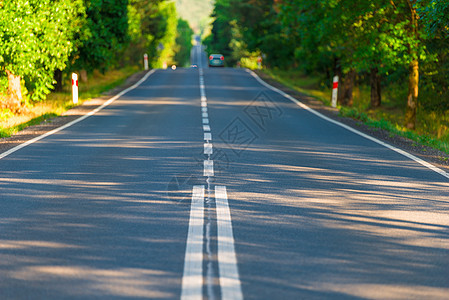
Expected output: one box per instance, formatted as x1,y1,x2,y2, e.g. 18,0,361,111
144,53,149,70
257,56,262,69
72,73,78,104
331,75,339,108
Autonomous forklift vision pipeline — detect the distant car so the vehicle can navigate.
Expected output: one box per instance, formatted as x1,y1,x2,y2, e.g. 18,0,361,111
209,54,224,67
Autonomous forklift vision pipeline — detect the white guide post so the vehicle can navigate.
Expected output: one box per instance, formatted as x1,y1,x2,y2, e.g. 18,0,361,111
144,53,149,70
72,73,78,104
331,75,339,108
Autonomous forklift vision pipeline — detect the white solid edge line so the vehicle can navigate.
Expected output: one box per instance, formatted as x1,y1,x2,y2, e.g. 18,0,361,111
0,69,157,161
246,69,449,180
215,186,243,300
181,185,205,300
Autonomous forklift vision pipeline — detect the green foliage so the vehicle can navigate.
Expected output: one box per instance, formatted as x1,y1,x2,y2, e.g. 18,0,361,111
418,0,449,39
417,0,449,112
124,0,179,69
203,0,234,61
73,0,130,73
205,0,449,132
0,76,7,94
204,0,295,67
0,0,85,101
1,0,192,107
174,19,194,67
0,108,14,121
152,1,178,68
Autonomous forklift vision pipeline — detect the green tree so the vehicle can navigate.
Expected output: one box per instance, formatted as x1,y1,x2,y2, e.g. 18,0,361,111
125,0,178,69
73,0,130,81
204,0,234,60
152,1,178,68
174,18,194,67
0,0,85,110
205,0,294,67
418,0,449,112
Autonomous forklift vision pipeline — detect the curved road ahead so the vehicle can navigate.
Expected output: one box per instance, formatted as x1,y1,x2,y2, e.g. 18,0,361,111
1,45,448,299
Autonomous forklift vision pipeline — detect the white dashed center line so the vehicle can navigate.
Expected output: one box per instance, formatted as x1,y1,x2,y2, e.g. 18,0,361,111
204,143,213,155
204,160,214,177
183,44,241,300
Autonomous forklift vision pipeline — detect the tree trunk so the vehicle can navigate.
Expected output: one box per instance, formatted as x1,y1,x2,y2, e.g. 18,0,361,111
80,70,88,83
405,1,419,130
370,67,381,108
4,69,23,112
340,69,355,106
53,69,63,92
405,59,419,129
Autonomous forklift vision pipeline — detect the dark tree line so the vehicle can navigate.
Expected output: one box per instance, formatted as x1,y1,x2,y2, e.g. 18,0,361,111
204,0,449,130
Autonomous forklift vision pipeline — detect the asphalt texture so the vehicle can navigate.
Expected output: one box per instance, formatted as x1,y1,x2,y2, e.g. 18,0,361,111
0,45,448,299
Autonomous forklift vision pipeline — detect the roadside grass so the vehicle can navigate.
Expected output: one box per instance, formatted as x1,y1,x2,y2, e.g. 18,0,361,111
0,66,139,138
263,68,449,155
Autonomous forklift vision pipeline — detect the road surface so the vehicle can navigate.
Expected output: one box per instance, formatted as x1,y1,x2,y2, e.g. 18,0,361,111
0,45,448,299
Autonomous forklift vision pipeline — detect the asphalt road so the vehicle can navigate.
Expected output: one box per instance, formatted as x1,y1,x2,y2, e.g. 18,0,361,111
0,45,448,299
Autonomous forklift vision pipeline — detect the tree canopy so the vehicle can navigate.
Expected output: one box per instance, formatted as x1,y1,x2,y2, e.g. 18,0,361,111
204,0,449,130
0,0,85,106
0,0,192,111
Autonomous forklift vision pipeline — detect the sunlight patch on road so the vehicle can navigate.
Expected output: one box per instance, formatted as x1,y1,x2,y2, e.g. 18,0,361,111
8,266,175,298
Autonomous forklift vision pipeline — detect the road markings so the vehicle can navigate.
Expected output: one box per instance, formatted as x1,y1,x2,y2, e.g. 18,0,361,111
0,70,157,161
247,69,449,180
215,186,243,300
204,143,213,155
204,160,214,177
193,45,241,299
181,185,205,300
204,132,212,141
